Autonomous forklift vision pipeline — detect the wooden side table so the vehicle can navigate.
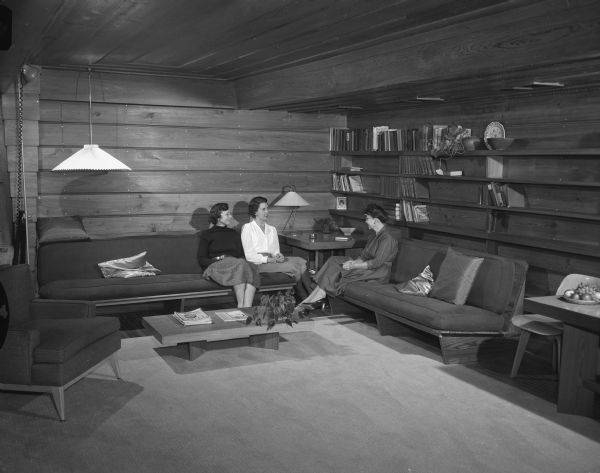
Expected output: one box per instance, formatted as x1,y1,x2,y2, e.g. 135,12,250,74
524,295,600,417
279,231,360,270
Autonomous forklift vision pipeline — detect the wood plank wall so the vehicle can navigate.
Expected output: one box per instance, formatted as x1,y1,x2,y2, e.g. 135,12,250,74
347,86,600,296
1,68,345,265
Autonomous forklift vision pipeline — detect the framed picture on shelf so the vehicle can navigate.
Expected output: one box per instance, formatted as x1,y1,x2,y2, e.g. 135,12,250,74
336,196,347,210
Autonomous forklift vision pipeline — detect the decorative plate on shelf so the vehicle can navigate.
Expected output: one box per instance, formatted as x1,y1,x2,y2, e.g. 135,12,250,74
483,121,506,150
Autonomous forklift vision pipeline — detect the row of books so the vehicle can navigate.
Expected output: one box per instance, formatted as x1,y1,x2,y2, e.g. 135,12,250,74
332,173,365,193
485,182,526,208
329,126,433,152
171,308,249,326
399,155,437,175
171,308,212,326
399,201,430,223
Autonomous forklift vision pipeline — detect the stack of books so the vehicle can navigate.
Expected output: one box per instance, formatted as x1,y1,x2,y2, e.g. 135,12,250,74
171,308,213,326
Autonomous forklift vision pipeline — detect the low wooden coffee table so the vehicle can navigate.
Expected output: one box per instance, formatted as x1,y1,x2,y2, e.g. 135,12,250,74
142,308,314,360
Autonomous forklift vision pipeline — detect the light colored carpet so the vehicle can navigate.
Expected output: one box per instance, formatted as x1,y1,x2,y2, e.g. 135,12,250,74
1,315,599,473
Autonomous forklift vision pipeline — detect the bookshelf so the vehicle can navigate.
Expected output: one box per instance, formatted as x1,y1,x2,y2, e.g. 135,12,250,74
330,149,600,259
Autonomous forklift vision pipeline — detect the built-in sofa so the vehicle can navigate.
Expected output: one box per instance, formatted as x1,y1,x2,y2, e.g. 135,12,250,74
329,238,528,364
36,230,295,311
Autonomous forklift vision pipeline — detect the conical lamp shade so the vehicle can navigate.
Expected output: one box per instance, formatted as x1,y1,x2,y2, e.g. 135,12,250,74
52,144,131,171
275,191,309,207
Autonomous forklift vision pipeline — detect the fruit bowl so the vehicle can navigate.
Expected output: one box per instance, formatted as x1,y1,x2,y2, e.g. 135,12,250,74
339,227,355,237
561,295,599,305
486,137,515,150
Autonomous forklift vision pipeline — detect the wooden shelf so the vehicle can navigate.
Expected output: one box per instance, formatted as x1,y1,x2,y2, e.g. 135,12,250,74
330,209,600,258
331,148,600,157
330,145,600,261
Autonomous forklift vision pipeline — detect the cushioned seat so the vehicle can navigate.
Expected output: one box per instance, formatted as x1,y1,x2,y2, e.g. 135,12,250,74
344,282,504,332
39,272,295,300
0,264,121,421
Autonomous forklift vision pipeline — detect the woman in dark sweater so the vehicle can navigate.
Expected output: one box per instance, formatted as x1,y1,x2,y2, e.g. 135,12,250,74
198,203,259,308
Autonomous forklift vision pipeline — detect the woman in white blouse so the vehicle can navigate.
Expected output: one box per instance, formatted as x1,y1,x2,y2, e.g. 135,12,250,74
241,196,306,281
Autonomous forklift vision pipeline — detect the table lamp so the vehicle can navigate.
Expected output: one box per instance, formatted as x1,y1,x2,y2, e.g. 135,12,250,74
274,185,309,232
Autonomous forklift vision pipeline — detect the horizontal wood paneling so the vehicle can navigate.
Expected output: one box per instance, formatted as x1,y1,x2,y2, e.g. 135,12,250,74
38,192,334,217
236,0,600,108
40,69,237,108
39,101,343,130
79,210,333,236
39,148,329,172
38,123,328,151
10,68,344,247
349,88,600,149
39,171,330,194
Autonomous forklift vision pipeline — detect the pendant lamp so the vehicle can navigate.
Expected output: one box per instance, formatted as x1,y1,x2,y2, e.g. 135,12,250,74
52,69,131,171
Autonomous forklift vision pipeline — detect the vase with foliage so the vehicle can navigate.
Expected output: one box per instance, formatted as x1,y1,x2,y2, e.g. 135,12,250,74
246,289,307,329
431,124,471,159
313,217,338,234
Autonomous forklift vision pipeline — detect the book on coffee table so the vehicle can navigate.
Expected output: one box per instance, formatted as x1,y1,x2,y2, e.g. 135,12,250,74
171,308,213,326
215,310,248,322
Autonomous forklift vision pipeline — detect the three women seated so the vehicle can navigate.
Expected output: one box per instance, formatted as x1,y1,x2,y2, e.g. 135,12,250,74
199,198,395,310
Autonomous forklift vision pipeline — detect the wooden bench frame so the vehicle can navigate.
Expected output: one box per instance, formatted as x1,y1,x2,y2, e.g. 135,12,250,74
92,282,296,312
328,293,513,364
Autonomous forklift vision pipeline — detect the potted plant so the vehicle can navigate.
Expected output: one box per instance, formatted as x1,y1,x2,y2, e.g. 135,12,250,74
313,217,338,234
431,124,471,159
246,289,307,329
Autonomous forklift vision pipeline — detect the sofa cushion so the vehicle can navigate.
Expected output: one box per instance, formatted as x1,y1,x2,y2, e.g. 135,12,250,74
30,316,120,363
465,252,527,318
396,265,434,296
390,239,445,284
37,216,90,244
37,233,203,286
39,274,221,300
39,272,296,301
344,282,504,332
98,251,161,278
429,247,483,305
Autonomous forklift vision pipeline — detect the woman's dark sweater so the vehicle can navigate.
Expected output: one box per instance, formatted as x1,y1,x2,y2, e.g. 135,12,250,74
198,226,245,269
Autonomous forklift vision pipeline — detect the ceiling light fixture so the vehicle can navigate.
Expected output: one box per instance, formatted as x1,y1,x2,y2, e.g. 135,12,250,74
530,81,565,87
52,68,131,172
415,96,445,102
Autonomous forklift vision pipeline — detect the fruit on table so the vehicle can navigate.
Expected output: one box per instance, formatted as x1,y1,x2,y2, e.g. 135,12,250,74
564,283,600,301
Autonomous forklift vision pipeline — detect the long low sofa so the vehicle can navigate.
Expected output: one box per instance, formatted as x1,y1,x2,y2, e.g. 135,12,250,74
37,232,296,311
328,238,528,364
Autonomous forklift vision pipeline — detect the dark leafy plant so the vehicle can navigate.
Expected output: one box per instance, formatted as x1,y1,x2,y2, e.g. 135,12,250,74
246,289,306,330
430,124,471,159
313,217,338,233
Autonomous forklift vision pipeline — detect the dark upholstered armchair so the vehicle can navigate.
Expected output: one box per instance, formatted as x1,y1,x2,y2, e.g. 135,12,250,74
0,264,122,421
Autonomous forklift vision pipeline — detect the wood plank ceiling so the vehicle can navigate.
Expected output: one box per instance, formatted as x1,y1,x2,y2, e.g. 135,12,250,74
1,0,600,113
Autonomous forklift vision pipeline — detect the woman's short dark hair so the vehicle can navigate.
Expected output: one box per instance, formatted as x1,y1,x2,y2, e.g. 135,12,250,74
364,203,388,223
209,202,229,225
248,196,268,218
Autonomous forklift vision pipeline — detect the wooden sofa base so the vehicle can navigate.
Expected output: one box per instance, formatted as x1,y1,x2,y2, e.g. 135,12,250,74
329,294,509,365
92,283,295,312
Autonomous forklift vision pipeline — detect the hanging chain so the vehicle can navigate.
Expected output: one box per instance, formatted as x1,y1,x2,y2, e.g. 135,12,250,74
15,71,24,214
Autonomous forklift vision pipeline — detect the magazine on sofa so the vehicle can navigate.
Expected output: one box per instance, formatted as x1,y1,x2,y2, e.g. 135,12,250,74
171,308,213,326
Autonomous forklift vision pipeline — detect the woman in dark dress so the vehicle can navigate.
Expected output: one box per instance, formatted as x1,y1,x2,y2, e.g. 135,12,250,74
198,203,260,308
297,203,398,308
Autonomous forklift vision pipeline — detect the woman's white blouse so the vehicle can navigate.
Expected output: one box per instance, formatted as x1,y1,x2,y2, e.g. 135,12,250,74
241,220,280,264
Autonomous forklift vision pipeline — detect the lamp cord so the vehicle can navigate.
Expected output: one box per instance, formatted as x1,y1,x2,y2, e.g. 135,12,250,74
88,68,93,144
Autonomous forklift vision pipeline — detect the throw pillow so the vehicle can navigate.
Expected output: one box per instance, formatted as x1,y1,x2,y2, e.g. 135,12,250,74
396,265,434,296
428,247,484,305
37,216,90,244
98,251,161,278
